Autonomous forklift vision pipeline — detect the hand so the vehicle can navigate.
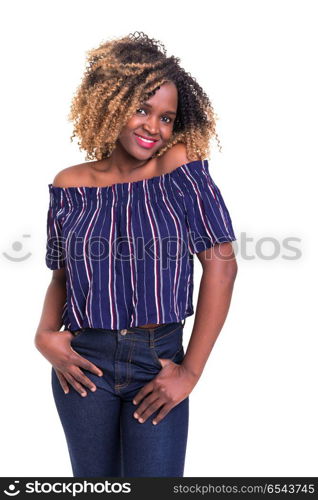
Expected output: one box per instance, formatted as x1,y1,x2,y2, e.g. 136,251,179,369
132,358,197,425
34,330,103,397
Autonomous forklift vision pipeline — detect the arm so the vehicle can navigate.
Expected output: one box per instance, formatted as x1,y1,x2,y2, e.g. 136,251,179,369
132,242,238,425
34,268,67,343
36,164,105,395
36,166,83,341
34,271,104,397
181,241,238,383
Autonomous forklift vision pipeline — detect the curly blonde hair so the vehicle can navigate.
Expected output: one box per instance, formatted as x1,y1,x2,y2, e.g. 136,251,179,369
67,31,222,162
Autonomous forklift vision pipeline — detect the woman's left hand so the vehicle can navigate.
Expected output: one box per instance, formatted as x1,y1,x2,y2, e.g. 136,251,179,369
132,359,198,425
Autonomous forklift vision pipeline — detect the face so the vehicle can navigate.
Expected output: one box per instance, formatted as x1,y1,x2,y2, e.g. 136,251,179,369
117,80,178,160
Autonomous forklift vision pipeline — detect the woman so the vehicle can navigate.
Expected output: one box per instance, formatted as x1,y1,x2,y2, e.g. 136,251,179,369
35,31,238,477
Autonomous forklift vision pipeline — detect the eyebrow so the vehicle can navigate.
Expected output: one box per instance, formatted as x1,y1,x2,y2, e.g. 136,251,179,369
141,102,177,116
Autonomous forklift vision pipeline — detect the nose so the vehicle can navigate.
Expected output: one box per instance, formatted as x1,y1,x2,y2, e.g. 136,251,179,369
143,115,160,136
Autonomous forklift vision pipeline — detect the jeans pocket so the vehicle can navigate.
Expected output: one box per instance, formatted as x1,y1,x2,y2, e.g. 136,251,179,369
70,329,88,346
172,345,185,365
150,326,184,369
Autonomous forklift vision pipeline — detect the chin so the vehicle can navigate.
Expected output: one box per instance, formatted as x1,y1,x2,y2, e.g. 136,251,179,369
131,147,155,160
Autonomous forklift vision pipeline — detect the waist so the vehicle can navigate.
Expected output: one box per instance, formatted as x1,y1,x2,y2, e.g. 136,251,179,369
71,319,186,336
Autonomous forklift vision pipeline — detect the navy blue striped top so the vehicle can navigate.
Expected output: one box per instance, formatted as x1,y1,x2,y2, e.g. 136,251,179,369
46,159,236,332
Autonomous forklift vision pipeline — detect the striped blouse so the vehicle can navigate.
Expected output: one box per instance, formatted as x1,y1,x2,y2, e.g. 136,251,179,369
45,159,236,332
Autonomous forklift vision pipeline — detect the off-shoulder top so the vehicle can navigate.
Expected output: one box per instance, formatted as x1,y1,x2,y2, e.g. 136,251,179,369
45,159,237,332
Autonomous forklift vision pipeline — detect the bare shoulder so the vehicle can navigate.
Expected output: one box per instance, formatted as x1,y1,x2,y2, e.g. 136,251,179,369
159,143,199,173
51,161,93,188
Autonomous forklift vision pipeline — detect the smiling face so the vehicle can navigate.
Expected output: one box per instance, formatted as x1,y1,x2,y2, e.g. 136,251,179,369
117,80,178,160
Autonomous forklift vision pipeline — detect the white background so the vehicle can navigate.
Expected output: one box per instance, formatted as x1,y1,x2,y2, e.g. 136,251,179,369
0,0,317,477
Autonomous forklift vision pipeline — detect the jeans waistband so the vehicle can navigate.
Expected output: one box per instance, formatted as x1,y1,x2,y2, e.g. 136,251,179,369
76,318,186,336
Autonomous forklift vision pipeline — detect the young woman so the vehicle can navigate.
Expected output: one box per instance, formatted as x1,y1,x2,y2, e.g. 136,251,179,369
35,31,238,478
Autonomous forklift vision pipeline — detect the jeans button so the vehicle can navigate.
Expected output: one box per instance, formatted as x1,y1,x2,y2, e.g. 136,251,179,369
120,329,128,335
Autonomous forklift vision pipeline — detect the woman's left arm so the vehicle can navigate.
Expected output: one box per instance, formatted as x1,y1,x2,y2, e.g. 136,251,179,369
132,241,237,425
181,241,238,382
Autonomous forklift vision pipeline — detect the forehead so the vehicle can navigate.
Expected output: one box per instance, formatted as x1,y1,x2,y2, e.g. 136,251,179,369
143,81,178,108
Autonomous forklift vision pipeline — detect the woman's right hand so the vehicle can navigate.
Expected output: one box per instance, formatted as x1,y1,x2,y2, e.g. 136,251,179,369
34,330,104,397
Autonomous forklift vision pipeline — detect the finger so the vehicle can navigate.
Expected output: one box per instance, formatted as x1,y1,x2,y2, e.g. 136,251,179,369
132,382,154,406
55,368,70,394
71,350,103,377
135,397,162,423
152,404,174,425
64,371,88,397
71,366,97,393
133,394,159,418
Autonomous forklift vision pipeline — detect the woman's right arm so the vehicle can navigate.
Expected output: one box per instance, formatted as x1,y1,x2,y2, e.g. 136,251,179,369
34,268,103,397
35,268,68,336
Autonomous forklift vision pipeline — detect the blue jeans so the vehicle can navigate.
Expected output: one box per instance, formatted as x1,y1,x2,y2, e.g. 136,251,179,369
51,320,189,477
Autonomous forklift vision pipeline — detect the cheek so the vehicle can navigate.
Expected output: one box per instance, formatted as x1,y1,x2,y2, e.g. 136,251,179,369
161,126,174,141
123,115,142,131
117,127,134,145
119,118,141,140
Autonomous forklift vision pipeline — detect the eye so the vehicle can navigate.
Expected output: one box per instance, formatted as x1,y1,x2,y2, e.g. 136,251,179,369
136,108,172,124
162,116,172,124
136,107,146,115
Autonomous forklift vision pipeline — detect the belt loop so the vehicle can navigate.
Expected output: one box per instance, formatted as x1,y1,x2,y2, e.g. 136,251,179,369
149,328,155,347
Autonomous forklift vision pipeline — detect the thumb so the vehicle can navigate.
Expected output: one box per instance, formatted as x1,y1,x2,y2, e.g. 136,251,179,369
158,358,173,368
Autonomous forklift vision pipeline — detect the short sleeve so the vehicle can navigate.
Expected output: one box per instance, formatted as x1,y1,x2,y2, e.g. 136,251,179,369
46,184,67,269
182,160,237,254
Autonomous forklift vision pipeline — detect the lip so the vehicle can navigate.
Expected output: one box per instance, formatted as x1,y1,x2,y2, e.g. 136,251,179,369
134,133,159,149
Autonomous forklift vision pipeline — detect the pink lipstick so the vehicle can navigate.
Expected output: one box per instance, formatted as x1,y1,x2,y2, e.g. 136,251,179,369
134,133,158,149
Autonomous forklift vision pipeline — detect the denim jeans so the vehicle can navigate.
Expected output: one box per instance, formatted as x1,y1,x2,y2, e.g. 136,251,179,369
51,320,189,477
